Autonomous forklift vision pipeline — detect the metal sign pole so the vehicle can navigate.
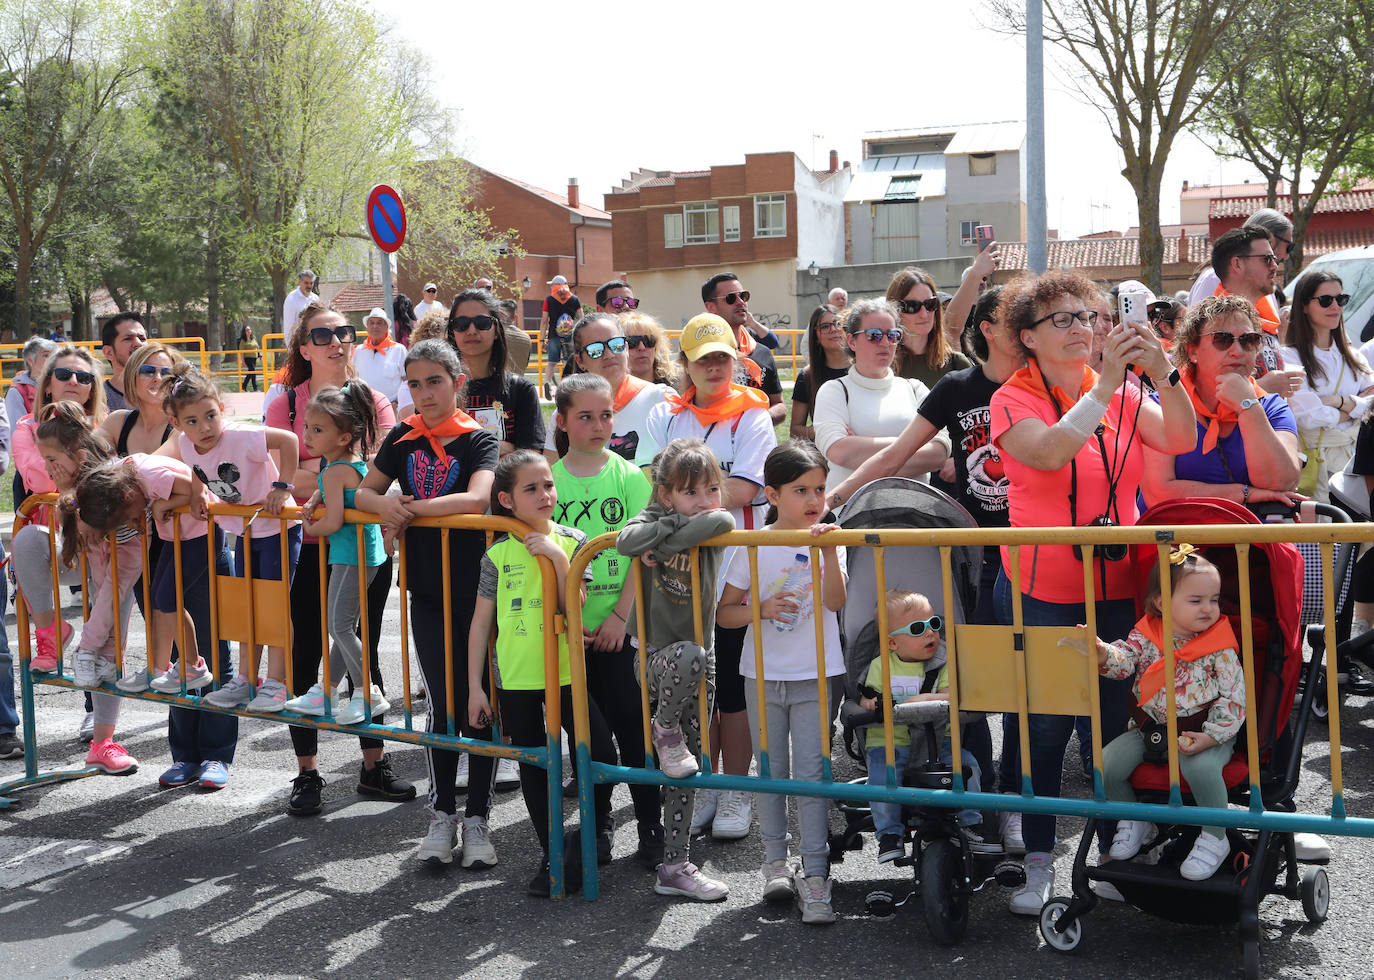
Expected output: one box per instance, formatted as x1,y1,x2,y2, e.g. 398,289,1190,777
380,248,393,330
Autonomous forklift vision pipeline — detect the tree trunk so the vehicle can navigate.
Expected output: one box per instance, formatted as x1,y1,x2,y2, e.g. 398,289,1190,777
12,251,33,339
207,234,225,348
1136,172,1165,294
270,268,288,335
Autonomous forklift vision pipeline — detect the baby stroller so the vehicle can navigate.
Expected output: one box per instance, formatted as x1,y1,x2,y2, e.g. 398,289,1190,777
828,478,1024,944
1038,497,1329,980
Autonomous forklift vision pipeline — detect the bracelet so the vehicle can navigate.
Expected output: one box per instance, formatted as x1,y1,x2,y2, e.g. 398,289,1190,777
271,481,290,491
1242,484,1251,504
610,610,626,622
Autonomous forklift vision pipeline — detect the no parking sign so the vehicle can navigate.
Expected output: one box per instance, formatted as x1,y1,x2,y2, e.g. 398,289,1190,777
366,184,406,253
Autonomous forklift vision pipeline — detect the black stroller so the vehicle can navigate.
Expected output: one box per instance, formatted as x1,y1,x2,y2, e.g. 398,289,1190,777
828,478,1024,944
1038,497,1329,980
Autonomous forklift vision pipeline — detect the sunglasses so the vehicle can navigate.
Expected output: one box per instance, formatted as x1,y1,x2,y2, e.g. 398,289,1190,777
1241,253,1280,267
1204,330,1264,352
716,290,750,305
580,336,628,359
606,296,640,311
1313,293,1351,309
451,315,496,332
1148,308,1178,324
889,615,943,637
308,325,356,346
898,298,940,315
855,327,904,344
624,334,656,349
137,364,174,378
52,367,95,385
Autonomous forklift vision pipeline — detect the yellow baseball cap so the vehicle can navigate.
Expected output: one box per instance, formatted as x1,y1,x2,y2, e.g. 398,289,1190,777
679,313,739,361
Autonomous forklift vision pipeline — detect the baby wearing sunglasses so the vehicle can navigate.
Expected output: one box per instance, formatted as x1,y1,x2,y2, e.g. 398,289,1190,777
858,589,986,864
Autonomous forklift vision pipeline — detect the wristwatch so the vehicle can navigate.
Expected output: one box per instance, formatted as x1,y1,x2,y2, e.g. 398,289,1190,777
271,481,291,491
1152,367,1181,389
1238,397,1260,413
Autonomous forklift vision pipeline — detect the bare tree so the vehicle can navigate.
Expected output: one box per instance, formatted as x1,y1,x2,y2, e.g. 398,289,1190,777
986,0,1285,291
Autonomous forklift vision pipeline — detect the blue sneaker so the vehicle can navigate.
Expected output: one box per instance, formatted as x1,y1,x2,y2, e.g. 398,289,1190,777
159,761,201,788
198,760,229,791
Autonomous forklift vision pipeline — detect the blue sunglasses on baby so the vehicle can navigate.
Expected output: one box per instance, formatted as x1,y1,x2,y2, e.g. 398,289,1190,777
889,615,943,637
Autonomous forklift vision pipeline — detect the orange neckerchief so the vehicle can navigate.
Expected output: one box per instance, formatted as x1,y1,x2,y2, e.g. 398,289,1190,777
667,383,770,426
1001,357,1098,411
1132,614,1239,707
1214,282,1281,336
735,326,757,356
363,333,397,352
613,374,650,412
1178,371,1266,454
397,410,483,463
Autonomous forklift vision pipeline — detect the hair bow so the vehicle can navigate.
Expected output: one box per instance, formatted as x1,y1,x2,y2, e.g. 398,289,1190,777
1168,543,1197,566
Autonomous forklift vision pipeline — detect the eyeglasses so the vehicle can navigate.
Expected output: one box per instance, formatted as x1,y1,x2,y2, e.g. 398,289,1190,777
898,298,940,315
817,321,843,332
579,337,628,359
624,334,656,349
1313,293,1351,309
1241,253,1280,267
1203,330,1265,352
137,364,174,377
52,367,95,385
606,296,640,311
308,325,356,346
889,615,943,637
855,327,903,344
451,315,496,333
1031,310,1099,330
425,288,437,293
715,290,750,305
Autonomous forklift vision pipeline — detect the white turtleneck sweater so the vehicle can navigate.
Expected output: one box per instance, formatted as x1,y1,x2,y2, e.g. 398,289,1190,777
811,366,947,491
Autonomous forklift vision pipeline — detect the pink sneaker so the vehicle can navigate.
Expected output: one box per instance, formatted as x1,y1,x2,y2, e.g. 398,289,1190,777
31,620,73,673
86,739,138,775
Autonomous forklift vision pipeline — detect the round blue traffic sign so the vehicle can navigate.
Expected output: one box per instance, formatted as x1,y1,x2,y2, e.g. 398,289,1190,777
366,184,406,253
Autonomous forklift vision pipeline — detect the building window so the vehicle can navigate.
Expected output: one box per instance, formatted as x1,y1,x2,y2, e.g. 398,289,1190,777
664,212,683,249
969,153,997,176
959,220,984,247
577,237,585,266
723,205,740,242
684,202,719,245
754,194,787,238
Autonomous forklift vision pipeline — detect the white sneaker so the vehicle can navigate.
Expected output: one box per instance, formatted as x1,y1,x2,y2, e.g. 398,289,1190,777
454,752,470,788
335,687,388,725
795,872,836,925
1009,852,1054,916
999,804,1026,856
93,656,117,686
150,659,213,693
762,858,795,902
247,678,289,712
116,670,151,693
72,649,98,688
205,675,255,707
284,682,329,716
76,710,95,744
1294,832,1331,862
417,812,457,864
1180,832,1230,881
689,788,719,835
1109,820,1153,861
495,756,521,790
711,789,752,840
1093,879,1126,902
460,815,497,869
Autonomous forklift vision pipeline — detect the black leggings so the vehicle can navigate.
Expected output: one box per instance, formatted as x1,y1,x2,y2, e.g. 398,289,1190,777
288,543,391,758
587,637,661,830
411,594,494,817
499,684,615,853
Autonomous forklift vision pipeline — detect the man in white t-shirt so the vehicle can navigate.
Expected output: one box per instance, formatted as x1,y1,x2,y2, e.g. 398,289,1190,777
282,269,318,345
414,282,440,320
351,307,407,411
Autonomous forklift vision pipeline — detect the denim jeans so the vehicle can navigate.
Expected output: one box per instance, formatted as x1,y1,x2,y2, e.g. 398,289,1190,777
0,539,15,735
867,740,982,838
993,567,1134,854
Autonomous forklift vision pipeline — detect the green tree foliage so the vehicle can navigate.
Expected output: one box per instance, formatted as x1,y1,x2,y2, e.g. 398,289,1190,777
1197,2,1374,274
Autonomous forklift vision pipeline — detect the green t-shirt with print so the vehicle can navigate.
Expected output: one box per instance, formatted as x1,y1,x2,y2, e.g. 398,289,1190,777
863,652,949,749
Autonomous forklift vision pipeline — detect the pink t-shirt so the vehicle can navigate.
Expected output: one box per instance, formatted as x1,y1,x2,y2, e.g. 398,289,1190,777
178,425,294,538
127,453,206,541
989,380,1145,603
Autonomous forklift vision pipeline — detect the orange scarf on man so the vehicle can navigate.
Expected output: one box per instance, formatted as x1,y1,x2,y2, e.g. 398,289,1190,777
1001,357,1098,410
667,383,770,426
735,326,757,356
363,333,397,352
1132,614,1239,707
397,410,483,463
1178,371,1266,454
1213,282,1281,336
613,374,650,412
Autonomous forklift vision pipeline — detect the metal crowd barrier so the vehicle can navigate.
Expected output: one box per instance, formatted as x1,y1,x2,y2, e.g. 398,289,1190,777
0,495,582,898
563,523,1374,900
0,338,210,391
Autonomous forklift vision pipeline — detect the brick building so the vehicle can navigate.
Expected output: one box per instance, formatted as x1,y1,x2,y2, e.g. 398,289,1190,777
604,152,849,331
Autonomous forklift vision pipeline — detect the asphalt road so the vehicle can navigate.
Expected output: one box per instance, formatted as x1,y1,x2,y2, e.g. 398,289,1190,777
2,591,1372,980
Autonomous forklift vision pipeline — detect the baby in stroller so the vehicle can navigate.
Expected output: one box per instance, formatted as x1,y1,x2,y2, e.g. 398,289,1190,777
857,588,990,863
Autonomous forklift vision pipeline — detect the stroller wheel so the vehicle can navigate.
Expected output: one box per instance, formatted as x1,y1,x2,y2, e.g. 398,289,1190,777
1300,866,1330,923
1038,897,1083,953
1309,673,1331,721
920,838,969,946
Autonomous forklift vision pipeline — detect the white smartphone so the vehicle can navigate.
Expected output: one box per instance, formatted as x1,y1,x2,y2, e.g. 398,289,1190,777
1119,288,1150,330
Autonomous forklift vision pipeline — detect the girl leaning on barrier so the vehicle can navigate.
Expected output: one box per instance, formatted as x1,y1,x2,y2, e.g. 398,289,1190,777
988,270,1196,918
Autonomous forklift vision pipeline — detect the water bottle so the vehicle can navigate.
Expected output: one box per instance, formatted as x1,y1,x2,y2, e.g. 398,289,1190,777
773,553,810,632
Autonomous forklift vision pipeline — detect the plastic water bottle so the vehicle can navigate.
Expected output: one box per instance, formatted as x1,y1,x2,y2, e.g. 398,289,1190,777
773,553,811,632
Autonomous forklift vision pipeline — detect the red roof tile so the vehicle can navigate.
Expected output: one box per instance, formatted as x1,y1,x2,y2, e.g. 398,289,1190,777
996,235,1211,271
329,283,384,312
1209,183,1374,219
488,171,611,220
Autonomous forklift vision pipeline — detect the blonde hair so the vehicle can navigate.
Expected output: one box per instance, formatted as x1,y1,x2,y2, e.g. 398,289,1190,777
122,342,187,411
35,345,106,421
620,310,679,385
879,588,929,624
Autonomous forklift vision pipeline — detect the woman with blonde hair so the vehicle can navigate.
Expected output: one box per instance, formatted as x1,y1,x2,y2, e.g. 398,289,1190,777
620,310,679,387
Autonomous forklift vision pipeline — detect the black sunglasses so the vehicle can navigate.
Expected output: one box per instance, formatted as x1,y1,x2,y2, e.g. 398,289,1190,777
716,290,750,305
624,334,656,349
855,327,903,344
1241,253,1280,267
889,615,943,637
1148,309,1178,325
137,364,174,377
579,337,628,359
52,367,95,385
606,296,640,311
1204,331,1264,352
451,315,496,333
1313,293,1351,309
309,325,356,346
898,298,940,314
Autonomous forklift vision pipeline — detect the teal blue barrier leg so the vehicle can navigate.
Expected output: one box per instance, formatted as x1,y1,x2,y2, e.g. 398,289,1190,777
546,724,564,899
576,733,597,900
0,663,101,808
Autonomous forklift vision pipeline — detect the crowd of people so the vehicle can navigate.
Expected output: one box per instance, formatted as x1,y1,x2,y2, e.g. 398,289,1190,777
1,204,1363,924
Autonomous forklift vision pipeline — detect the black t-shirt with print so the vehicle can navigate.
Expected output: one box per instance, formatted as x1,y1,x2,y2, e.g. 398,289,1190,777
793,361,851,423
916,364,1009,526
372,422,500,598
463,373,546,450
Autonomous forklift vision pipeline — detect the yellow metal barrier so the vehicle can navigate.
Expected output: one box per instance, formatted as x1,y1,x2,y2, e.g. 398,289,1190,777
0,337,210,391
